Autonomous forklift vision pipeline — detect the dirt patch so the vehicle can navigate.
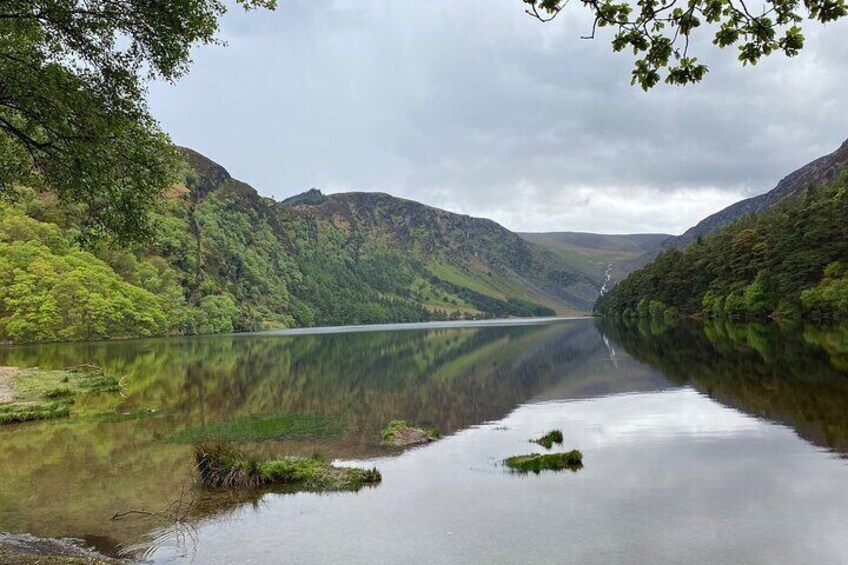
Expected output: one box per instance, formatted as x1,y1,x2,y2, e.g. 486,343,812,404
0,367,20,403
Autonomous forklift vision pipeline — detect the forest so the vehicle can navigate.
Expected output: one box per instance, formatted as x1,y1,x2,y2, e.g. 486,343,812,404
0,151,568,344
595,172,848,320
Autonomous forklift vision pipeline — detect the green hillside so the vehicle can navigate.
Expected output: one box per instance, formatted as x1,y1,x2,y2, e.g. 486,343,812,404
0,149,596,344
519,232,670,286
595,171,848,320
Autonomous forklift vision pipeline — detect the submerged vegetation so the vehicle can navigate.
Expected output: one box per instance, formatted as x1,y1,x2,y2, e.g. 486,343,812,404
533,429,564,449
168,414,345,444
0,400,72,425
504,451,583,474
380,420,441,446
194,442,381,491
0,366,119,425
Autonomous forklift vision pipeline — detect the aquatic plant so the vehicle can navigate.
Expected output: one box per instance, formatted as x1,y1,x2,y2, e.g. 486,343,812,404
194,442,382,491
533,429,564,449
504,450,583,474
11,366,119,399
381,420,441,446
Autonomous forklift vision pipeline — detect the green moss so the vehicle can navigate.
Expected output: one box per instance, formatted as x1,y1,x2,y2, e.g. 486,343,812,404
168,413,345,443
194,442,381,491
380,420,440,446
533,429,564,449
504,450,583,474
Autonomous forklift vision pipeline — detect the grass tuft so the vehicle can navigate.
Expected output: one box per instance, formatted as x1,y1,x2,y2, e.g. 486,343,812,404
381,420,440,446
504,450,583,474
194,441,382,491
533,429,564,449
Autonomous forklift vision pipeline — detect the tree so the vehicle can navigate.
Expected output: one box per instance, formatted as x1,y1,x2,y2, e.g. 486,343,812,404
0,0,276,243
523,0,846,89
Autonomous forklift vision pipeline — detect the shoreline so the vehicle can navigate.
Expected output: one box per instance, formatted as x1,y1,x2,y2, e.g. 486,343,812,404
0,533,125,565
0,315,594,347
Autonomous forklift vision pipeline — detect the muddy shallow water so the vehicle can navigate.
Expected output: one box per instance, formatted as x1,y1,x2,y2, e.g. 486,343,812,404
1,318,847,563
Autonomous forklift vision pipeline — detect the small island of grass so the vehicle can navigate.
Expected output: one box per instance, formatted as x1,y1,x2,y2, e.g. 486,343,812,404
533,429,564,449
504,450,583,474
195,442,382,492
380,420,441,447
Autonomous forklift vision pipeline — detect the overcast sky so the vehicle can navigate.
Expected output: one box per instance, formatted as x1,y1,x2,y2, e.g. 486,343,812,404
148,0,848,235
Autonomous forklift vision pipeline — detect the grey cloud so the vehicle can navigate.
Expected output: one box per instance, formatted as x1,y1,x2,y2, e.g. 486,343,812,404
148,0,848,234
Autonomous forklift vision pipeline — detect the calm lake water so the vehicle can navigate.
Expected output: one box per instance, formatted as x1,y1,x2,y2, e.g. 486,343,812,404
1,317,848,563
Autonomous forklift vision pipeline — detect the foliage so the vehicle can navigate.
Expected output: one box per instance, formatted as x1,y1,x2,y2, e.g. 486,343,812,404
524,0,846,89
596,172,848,320
0,209,172,341
504,450,583,473
0,150,572,343
0,0,275,243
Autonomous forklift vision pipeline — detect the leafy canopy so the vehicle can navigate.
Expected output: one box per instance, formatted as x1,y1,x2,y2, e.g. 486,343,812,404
0,0,276,243
524,0,846,89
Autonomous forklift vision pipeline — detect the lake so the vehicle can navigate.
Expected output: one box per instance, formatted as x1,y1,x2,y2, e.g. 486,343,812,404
1,317,847,564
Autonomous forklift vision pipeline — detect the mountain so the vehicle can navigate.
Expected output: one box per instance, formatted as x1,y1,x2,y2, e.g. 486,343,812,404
282,190,603,313
595,150,848,320
519,232,671,287
663,138,848,251
0,149,600,344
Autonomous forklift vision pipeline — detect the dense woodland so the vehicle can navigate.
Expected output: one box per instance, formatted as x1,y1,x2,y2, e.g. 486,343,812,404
595,172,848,320
0,151,588,344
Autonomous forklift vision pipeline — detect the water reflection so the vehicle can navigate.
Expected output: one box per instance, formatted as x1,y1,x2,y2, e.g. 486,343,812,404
598,318,848,454
153,389,848,565
1,317,848,562
0,320,640,553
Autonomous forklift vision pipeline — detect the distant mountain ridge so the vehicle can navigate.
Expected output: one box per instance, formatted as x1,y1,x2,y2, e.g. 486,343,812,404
518,232,671,288
280,190,603,312
2,148,616,343
663,138,848,250
596,136,848,320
